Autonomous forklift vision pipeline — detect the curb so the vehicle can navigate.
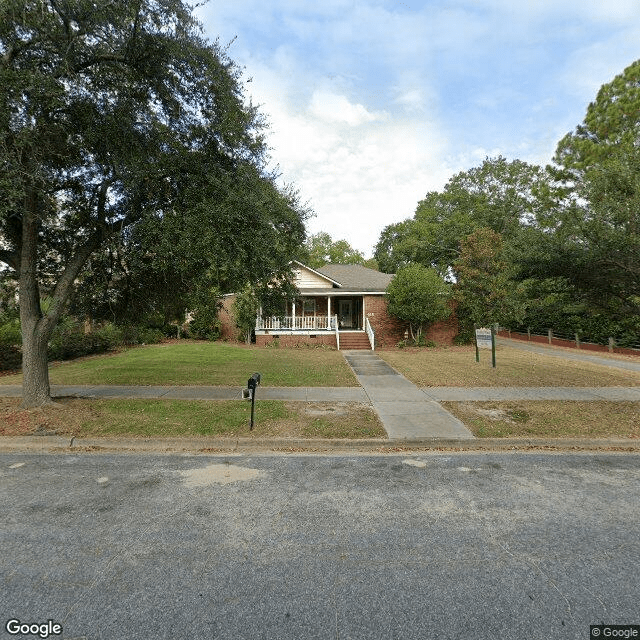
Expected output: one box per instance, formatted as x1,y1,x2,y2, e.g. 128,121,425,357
0,435,638,454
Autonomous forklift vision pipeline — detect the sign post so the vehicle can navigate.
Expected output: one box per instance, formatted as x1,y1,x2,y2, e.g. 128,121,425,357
491,326,496,368
474,324,479,362
475,326,496,368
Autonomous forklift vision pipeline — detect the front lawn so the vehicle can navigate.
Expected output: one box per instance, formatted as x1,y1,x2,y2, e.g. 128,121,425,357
0,397,385,439
379,346,640,387
0,341,358,387
444,401,640,439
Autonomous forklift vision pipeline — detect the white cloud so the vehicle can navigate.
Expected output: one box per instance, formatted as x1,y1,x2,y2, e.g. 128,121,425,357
195,0,640,256
308,91,385,126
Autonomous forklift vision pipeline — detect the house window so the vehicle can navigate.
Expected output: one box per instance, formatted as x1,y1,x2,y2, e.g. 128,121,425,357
303,299,315,316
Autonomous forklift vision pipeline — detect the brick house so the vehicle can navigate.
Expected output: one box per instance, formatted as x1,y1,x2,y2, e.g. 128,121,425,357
219,261,457,349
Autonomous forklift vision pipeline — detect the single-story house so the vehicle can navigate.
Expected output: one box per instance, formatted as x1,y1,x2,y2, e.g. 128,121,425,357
219,261,458,349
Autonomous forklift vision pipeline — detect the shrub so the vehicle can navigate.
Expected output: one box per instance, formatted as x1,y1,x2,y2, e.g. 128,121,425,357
48,318,88,360
0,319,21,346
0,344,21,371
118,324,165,345
386,264,452,343
189,313,221,341
453,328,474,345
91,323,123,351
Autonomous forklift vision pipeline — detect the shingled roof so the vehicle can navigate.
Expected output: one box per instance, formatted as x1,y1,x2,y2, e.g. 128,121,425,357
312,264,393,292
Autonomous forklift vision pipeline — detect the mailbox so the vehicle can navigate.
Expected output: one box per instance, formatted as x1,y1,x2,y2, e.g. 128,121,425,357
247,372,261,392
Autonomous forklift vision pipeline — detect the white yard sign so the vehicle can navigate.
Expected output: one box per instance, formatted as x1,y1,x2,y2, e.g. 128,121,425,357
475,327,493,349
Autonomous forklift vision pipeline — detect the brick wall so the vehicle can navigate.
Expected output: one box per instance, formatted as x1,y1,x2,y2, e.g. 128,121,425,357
364,295,458,347
424,311,459,345
363,295,408,348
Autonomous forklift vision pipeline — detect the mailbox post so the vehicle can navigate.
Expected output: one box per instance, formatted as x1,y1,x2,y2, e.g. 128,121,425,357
246,372,261,431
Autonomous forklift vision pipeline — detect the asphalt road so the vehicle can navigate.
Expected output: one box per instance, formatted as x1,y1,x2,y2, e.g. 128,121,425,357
2,452,639,640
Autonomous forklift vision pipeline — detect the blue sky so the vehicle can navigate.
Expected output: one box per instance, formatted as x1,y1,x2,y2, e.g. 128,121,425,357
195,0,640,258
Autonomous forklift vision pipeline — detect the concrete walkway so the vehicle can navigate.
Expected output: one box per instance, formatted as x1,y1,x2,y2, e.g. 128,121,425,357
1,384,639,403
0,384,368,402
341,351,475,440
498,336,640,372
423,386,640,400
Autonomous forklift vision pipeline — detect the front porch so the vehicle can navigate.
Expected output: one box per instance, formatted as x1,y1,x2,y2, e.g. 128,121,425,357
255,295,375,350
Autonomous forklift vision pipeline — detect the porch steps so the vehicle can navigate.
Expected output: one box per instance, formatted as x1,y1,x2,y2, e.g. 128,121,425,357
339,332,372,350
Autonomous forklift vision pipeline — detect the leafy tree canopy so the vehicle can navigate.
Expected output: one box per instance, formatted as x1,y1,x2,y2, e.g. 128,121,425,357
374,157,550,274
302,232,367,269
0,0,307,406
554,59,640,180
453,228,526,331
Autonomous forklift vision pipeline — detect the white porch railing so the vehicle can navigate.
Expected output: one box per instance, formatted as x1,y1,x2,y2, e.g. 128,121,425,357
256,315,337,331
365,317,375,351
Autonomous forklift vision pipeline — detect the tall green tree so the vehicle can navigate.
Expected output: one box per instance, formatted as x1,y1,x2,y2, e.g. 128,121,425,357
536,59,640,319
303,232,366,269
453,228,526,332
374,157,551,275
0,0,306,406
385,263,452,343
554,59,640,180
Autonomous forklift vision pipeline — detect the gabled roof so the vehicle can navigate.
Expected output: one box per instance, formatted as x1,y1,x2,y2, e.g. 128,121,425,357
313,263,393,293
291,260,341,286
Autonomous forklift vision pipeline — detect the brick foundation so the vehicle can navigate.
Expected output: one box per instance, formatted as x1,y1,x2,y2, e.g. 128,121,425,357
256,333,338,348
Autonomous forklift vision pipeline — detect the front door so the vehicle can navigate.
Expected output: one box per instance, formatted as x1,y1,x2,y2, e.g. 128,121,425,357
339,300,353,328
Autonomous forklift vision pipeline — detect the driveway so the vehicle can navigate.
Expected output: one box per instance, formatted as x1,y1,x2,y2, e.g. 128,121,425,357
2,452,639,639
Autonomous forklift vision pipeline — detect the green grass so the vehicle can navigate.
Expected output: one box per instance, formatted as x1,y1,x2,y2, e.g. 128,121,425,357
0,397,385,439
379,346,640,387
0,341,358,387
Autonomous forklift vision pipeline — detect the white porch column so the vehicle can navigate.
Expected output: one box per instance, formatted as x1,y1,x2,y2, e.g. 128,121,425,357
292,300,296,329
327,296,331,328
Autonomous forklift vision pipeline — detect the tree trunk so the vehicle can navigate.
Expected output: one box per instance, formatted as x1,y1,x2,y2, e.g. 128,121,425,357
19,188,55,407
20,319,54,407
17,181,104,407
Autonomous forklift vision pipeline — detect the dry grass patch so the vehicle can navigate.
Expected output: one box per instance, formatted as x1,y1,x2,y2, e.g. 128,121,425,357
379,346,640,387
0,398,384,439
444,400,640,438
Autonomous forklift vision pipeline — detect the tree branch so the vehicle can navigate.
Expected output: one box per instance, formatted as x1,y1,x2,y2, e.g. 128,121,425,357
0,250,20,275
41,228,105,336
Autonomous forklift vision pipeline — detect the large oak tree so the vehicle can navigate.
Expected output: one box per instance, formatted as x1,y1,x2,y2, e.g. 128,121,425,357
0,0,306,406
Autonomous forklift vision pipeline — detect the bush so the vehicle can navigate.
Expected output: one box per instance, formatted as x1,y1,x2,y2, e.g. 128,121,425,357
48,318,88,360
189,312,221,341
118,324,165,345
48,319,153,359
0,314,166,367
161,324,179,338
0,344,21,371
0,319,21,346
91,323,123,351
453,328,474,345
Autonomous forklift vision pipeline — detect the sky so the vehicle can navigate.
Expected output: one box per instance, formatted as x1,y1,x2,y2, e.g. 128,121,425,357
195,0,640,258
